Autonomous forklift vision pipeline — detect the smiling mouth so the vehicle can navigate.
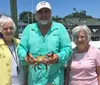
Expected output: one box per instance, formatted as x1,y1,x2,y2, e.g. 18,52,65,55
78,43,83,45
6,34,12,35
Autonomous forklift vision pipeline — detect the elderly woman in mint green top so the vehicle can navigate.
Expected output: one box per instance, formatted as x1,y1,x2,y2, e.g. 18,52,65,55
17,1,72,85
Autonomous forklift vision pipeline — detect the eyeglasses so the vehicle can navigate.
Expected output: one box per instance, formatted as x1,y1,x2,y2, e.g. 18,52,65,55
3,27,14,31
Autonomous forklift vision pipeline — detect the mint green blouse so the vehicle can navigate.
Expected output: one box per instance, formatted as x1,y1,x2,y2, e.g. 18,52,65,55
17,22,72,85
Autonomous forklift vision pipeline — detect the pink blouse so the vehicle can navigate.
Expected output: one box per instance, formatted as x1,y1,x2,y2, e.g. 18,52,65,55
69,45,100,85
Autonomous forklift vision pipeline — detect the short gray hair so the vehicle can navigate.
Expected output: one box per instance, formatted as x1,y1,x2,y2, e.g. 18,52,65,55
72,25,92,42
0,15,16,32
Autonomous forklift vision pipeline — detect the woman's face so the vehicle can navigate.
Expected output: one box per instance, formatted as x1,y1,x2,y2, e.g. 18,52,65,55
75,30,89,50
2,21,15,41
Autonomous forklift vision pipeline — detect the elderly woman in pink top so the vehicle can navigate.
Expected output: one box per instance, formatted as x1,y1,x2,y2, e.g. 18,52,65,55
65,25,100,85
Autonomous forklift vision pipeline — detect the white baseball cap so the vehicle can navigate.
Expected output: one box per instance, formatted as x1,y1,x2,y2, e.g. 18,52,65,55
36,1,51,11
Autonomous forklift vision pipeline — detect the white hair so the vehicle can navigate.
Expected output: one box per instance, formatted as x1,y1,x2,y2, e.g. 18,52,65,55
72,25,92,42
0,15,16,32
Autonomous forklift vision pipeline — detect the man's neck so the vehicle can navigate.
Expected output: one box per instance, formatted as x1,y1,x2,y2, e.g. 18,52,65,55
39,22,52,29
38,22,52,36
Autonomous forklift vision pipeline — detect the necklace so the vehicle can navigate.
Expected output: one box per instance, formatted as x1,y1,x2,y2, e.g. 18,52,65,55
4,39,20,74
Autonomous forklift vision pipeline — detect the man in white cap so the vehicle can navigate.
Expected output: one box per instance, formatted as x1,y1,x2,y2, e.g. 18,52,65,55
35,1,52,26
17,1,72,85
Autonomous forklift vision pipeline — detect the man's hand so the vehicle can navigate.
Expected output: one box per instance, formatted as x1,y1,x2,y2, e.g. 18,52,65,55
25,53,36,64
44,53,59,65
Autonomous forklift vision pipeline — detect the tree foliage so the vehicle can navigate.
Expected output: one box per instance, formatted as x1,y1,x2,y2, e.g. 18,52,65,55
65,8,93,19
19,11,62,23
19,9,93,24
19,11,37,23
52,16,62,22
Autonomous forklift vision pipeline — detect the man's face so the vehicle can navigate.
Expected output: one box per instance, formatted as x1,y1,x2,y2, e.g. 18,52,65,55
36,8,51,25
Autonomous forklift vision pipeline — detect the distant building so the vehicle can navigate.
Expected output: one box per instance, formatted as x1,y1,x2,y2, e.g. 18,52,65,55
18,21,28,33
57,18,100,41
18,21,28,38
18,18,100,41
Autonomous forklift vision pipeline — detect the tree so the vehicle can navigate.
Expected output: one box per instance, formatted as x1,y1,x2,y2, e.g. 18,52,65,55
19,11,37,23
19,11,63,23
52,15,62,22
65,9,93,19
73,8,78,13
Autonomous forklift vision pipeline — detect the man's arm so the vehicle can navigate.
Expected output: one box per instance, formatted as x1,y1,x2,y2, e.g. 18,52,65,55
56,24,73,65
17,25,30,65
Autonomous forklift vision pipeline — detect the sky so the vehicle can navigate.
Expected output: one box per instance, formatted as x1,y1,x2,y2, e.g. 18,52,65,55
0,0,100,18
